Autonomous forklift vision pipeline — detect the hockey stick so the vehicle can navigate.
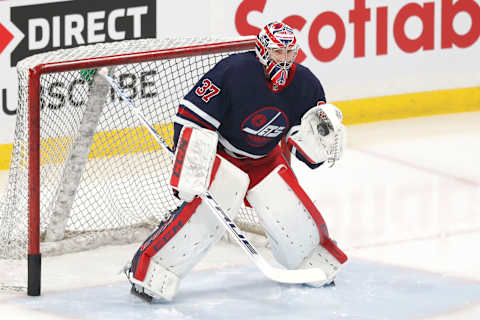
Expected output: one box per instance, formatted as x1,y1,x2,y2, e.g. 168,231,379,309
98,68,327,284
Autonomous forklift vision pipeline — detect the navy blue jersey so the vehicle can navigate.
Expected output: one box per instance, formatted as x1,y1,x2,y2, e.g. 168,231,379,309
174,51,325,161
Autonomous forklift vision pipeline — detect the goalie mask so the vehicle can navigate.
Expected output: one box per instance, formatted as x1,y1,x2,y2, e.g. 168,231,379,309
255,22,299,91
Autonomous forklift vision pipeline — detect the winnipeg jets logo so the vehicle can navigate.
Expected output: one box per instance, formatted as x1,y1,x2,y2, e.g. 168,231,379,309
243,112,283,137
241,107,288,147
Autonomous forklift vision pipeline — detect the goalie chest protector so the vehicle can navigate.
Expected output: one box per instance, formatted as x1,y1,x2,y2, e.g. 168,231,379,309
176,51,326,158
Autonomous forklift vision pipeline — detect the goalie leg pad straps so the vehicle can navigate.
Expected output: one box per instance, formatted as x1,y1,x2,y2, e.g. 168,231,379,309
247,164,347,270
129,155,249,300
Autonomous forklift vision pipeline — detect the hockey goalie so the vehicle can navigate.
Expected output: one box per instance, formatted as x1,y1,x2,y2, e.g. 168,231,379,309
124,21,348,301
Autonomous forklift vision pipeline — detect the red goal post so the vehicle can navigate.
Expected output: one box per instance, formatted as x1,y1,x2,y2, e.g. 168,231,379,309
0,37,269,296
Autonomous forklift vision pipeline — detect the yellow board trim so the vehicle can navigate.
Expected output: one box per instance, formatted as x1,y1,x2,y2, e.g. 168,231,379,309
337,86,480,125
0,123,173,171
0,144,12,171
0,86,479,170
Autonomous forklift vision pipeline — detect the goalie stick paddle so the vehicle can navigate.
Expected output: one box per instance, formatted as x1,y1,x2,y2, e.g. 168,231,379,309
98,67,327,284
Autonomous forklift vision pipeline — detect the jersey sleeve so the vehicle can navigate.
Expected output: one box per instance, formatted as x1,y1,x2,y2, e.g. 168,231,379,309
173,58,231,148
307,74,326,116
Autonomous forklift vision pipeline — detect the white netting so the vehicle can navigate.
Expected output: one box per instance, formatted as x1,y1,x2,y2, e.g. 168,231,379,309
0,37,263,261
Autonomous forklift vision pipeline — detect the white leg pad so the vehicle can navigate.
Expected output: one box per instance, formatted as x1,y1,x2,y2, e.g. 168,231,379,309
151,155,249,280
246,165,319,269
298,244,343,287
129,259,180,301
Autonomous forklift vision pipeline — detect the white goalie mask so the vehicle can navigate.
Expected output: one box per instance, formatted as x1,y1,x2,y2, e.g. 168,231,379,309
255,22,299,91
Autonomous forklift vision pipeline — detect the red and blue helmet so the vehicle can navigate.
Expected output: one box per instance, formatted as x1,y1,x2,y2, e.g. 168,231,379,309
255,22,299,71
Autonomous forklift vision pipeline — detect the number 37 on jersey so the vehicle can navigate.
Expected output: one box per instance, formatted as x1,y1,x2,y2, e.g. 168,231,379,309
195,78,221,103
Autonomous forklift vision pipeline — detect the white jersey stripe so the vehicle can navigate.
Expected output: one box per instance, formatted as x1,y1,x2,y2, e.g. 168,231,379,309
175,118,265,159
218,134,266,159
173,116,201,129
180,99,221,129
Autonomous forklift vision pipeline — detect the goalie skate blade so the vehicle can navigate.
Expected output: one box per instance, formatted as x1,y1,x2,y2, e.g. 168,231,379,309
303,280,336,288
130,285,153,303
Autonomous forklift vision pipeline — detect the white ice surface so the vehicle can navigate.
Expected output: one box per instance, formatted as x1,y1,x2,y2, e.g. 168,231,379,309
1,112,480,319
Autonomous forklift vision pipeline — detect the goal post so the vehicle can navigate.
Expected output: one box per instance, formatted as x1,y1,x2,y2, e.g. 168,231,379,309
0,37,266,296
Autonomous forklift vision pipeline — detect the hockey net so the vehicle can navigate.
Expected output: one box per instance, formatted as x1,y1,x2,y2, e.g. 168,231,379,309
0,37,265,293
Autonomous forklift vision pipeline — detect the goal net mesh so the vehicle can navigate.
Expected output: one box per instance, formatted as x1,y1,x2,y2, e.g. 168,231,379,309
0,37,264,261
